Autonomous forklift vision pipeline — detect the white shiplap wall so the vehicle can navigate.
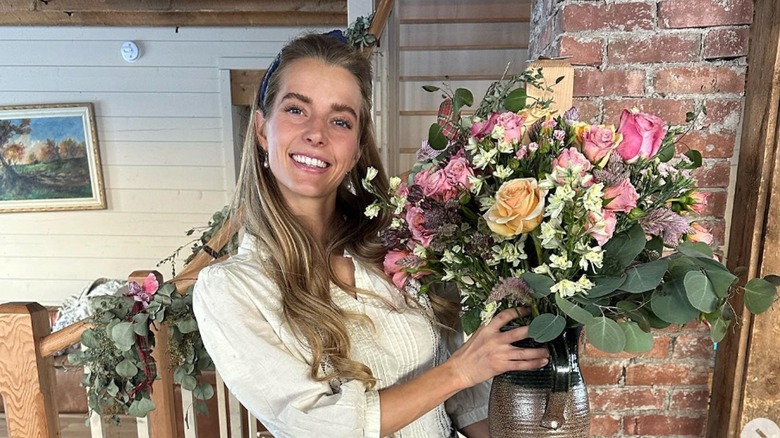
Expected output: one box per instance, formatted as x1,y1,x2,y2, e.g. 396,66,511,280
0,26,326,305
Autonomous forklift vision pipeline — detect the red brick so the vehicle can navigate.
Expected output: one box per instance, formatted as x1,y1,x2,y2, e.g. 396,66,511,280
659,0,752,28
589,387,666,411
702,99,743,129
603,98,695,126
704,27,750,59
608,34,701,64
625,363,712,386
561,35,603,66
532,11,563,58
581,362,623,385
574,69,645,97
694,159,731,187
670,389,711,411
655,67,746,94
676,130,737,158
572,97,601,124
590,414,621,436
563,2,654,32
624,414,707,435
673,333,715,360
582,334,671,359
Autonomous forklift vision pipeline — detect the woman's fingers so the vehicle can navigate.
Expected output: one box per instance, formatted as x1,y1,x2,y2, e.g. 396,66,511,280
487,307,531,329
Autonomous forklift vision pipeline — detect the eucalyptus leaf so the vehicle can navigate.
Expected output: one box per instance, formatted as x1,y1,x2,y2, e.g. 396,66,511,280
133,320,149,337
702,266,737,298
744,278,778,314
128,398,156,418
176,317,198,334
620,322,653,353
422,85,440,92
520,272,555,298
704,310,730,343
684,271,718,312
603,224,646,268
106,380,120,397
454,88,474,107
651,278,700,324
462,307,481,334
676,241,714,259
764,274,780,287
586,275,626,298
193,383,215,400
428,123,448,150
115,359,138,379
555,294,594,325
585,317,625,353
110,322,137,348
620,260,668,293
80,329,101,349
174,366,189,385
157,283,176,297
655,142,675,163
616,300,652,332
503,88,528,112
683,149,702,168
181,375,198,391
528,313,566,343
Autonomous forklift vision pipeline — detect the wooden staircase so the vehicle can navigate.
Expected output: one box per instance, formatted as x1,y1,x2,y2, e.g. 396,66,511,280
395,0,533,170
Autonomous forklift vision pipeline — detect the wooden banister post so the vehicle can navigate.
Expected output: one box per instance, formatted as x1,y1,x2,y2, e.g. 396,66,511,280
0,302,60,438
129,271,180,438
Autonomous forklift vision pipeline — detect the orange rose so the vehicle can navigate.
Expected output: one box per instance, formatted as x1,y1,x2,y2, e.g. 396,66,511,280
484,178,547,236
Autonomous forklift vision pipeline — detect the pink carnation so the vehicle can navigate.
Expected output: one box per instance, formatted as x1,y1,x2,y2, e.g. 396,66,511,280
604,180,640,213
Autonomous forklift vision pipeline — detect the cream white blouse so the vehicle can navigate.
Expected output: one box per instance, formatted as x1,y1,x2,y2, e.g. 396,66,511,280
193,235,489,438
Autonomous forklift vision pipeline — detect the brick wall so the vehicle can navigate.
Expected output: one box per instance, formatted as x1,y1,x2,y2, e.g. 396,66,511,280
529,0,752,436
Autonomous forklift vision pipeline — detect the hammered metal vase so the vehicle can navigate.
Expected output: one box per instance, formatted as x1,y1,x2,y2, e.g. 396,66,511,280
488,327,589,437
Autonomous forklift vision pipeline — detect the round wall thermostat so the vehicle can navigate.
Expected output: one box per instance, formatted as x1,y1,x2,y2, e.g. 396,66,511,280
121,41,140,63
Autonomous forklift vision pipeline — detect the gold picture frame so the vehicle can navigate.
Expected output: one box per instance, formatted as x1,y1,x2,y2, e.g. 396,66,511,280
0,103,106,213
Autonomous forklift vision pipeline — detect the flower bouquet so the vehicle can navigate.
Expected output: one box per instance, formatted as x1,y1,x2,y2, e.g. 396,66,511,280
363,69,778,354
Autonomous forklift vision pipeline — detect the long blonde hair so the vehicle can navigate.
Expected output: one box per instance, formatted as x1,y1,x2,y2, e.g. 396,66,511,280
234,33,391,388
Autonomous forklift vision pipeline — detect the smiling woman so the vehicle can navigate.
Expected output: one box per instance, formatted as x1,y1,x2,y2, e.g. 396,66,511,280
192,32,549,438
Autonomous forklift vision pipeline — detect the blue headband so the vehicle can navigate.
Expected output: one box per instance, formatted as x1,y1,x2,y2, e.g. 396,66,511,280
257,30,349,112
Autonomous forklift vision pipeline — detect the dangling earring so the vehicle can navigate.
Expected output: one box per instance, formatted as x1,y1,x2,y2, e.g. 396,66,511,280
263,155,269,169
344,171,355,194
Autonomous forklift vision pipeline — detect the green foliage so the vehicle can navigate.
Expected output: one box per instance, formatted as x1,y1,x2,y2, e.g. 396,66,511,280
69,282,214,422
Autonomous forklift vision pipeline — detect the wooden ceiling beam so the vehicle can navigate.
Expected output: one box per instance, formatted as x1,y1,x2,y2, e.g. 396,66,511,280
0,0,347,26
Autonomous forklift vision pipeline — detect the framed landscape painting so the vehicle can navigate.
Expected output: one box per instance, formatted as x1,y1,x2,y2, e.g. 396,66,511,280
0,103,106,213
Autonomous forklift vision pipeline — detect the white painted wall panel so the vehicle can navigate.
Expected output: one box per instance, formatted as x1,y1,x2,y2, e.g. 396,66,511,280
0,26,321,305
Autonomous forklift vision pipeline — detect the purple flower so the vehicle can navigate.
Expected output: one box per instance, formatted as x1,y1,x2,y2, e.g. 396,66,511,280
563,107,580,124
639,208,693,246
488,277,533,306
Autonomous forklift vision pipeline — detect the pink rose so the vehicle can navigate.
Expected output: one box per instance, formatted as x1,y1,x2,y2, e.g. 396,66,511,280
688,191,709,214
443,155,474,190
604,180,640,213
586,209,617,246
469,113,500,140
616,109,666,163
581,125,622,167
687,222,713,245
496,112,526,144
406,206,434,247
414,169,456,202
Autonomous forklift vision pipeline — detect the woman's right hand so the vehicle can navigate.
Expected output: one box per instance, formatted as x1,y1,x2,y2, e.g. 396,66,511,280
446,308,549,389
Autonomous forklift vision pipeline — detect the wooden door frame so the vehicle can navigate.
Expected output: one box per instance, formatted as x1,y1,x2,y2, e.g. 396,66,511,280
708,0,780,435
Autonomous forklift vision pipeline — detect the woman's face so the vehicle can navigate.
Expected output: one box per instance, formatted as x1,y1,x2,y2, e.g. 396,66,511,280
256,57,362,213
